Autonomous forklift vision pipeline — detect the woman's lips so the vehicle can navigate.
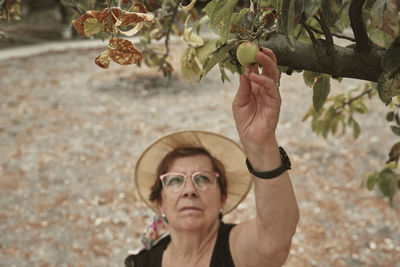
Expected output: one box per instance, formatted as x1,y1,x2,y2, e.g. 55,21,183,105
180,207,201,211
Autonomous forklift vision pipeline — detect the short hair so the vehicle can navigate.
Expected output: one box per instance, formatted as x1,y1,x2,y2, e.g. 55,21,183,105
149,147,227,203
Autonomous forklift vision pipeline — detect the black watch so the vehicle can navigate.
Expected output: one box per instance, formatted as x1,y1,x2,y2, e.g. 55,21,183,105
246,147,292,179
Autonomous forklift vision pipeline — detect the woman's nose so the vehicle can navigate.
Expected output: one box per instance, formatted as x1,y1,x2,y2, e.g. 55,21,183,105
182,177,198,198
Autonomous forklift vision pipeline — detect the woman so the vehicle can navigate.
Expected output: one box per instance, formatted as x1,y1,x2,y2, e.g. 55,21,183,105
125,48,300,266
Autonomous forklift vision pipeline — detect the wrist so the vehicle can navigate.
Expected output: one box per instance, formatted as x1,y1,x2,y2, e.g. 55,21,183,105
242,137,280,171
246,147,291,179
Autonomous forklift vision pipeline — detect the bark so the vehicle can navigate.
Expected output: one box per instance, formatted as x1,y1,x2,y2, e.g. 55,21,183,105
261,34,385,82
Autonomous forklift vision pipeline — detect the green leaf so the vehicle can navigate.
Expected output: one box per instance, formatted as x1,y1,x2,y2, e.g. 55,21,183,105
321,0,343,27
183,27,204,47
303,0,322,20
366,173,379,190
303,70,321,87
312,74,331,112
201,42,236,79
204,0,239,44
390,126,400,136
196,40,217,64
386,111,395,121
180,47,202,81
194,16,210,34
232,8,249,24
84,18,103,37
382,36,400,73
281,0,296,50
396,113,400,125
352,99,368,114
377,71,400,105
321,119,331,138
387,142,400,165
219,63,231,83
368,0,399,48
352,119,361,139
378,168,398,205
294,0,304,17
311,117,322,134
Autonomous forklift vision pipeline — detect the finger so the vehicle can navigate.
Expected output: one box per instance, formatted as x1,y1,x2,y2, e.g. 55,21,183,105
245,66,260,90
246,63,259,76
255,51,280,81
233,74,252,108
260,47,277,65
249,72,281,101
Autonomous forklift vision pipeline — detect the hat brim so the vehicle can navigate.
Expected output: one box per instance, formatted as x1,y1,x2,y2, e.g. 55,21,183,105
135,130,252,215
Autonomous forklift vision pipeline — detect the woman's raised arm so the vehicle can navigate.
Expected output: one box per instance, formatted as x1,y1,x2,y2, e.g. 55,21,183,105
230,48,300,267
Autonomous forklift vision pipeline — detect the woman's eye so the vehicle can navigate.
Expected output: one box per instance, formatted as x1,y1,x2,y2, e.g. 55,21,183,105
166,176,184,186
194,174,212,184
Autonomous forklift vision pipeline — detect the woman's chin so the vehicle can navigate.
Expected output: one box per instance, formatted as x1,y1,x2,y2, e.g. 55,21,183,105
176,215,206,230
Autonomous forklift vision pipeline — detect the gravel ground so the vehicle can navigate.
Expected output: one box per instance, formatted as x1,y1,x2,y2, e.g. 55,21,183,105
1,40,400,267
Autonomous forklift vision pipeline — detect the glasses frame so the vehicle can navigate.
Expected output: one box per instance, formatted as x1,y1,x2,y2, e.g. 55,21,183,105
159,171,220,192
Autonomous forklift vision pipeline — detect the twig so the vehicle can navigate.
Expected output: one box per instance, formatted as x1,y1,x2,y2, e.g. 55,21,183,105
314,12,333,46
162,1,180,60
307,24,355,42
343,88,374,107
71,5,83,16
303,23,318,45
106,0,114,39
349,0,371,53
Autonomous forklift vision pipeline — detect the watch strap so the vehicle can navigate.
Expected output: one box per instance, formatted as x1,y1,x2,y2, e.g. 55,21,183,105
246,147,291,179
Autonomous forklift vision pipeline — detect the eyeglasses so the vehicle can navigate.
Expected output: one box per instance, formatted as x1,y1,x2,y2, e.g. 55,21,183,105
160,171,220,192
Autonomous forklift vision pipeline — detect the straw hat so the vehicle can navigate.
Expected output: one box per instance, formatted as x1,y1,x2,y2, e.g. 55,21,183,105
135,130,252,215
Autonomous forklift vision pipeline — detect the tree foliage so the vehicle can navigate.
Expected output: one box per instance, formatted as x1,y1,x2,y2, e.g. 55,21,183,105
2,0,400,204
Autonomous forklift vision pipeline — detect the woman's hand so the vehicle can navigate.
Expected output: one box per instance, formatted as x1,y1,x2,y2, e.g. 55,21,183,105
232,47,281,156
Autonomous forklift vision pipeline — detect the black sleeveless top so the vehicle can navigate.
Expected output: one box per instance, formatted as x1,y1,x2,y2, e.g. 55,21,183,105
124,222,236,267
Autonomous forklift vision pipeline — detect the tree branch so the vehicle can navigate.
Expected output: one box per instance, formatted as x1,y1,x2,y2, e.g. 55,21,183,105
262,34,384,82
349,0,371,53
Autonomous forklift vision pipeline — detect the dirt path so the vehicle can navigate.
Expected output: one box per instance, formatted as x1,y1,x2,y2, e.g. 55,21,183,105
1,41,399,266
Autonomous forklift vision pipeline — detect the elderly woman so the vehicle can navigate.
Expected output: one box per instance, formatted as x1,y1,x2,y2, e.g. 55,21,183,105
125,48,299,266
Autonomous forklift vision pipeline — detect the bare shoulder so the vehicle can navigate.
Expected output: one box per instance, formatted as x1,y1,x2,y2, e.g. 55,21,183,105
229,219,258,267
229,219,290,267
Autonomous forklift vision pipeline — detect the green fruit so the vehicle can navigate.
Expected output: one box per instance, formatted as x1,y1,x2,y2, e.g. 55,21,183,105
236,41,258,67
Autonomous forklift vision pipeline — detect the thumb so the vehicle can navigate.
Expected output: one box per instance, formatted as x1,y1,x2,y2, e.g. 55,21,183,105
233,74,252,108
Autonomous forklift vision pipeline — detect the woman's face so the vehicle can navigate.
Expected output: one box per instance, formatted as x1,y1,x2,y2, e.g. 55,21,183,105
158,154,226,231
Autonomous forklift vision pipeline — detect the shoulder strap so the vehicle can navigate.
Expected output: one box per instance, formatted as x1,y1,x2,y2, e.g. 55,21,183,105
124,235,171,267
209,222,236,267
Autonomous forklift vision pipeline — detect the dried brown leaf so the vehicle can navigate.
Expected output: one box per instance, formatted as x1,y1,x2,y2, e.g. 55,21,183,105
108,38,142,65
96,7,154,26
131,3,147,13
72,10,101,37
95,50,111,69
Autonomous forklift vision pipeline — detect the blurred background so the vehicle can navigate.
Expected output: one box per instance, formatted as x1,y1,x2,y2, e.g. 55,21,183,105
1,1,400,266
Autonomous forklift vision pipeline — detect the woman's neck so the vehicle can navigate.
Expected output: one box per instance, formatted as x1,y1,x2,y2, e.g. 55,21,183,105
163,220,220,266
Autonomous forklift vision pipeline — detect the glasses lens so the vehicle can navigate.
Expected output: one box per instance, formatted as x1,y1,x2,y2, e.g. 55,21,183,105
162,174,185,191
193,172,217,190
